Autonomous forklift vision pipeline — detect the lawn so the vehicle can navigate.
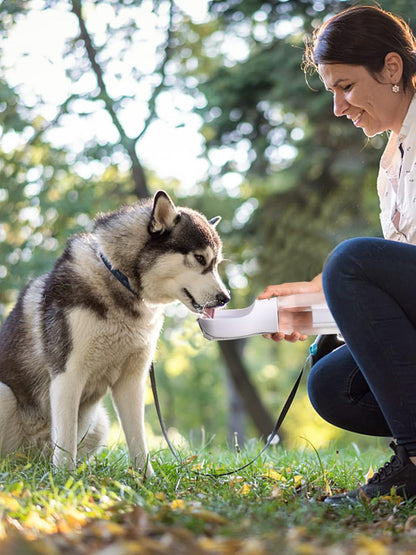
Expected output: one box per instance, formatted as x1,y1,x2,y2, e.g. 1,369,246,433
1,441,416,554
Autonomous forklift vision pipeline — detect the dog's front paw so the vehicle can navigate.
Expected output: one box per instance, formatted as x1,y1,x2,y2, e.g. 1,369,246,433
132,454,154,478
53,447,76,471
145,462,155,478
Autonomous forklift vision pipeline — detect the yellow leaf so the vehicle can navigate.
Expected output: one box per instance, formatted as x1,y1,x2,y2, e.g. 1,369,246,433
198,537,226,551
262,469,286,481
182,455,198,466
155,492,167,501
63,507,88,528
356,535,390,554
56,519,72,535
88,520,127,540
239,483,251,495
170,499,186,510
100,521,126,536
379,490,403,505
365,464,374,482
0,519,7,540
189,508,228,524
324,471,332,496
293,475,303,488
295,546,316,555
25,511,57,534
229,476,244,488
0,492,20,512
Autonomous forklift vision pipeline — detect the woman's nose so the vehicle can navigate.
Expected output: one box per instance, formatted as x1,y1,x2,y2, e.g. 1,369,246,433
333,91,349,117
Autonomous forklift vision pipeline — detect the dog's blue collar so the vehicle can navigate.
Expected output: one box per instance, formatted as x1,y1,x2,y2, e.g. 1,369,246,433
99,253,137,297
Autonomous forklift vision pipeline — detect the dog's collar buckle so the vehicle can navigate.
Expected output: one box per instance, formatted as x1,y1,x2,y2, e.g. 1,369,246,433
99,253,137,297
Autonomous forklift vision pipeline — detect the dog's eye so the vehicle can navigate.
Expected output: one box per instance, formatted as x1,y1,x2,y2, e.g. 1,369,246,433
194,254,206,266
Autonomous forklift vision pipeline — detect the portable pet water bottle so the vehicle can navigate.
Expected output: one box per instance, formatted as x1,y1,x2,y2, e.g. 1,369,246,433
276,292,339,336
198,291,339,341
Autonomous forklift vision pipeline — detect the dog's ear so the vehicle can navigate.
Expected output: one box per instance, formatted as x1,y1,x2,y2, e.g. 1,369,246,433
148,190,180,235
209,216,221,227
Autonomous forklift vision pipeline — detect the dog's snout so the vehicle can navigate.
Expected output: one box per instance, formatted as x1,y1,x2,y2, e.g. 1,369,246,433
216,292,231,307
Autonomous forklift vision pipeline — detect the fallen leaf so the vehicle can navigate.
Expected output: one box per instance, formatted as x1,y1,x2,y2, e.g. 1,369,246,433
88,520,126,541
62,507,88,528
355,535,390,555
229,476,244,489
170,499,186,510
378,492,403,505
293,475,303,488
191,464,203,471
0,493,20,512
197,536,228,552
189,507,227,525
365,464,374,482
0,519,7,541
239,483,251,495
182,455,198,466
24,511,57,535
261,469,285,481
323,471,332,496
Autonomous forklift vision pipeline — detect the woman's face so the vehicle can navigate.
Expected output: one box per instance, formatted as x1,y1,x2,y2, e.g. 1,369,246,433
319,63,404,136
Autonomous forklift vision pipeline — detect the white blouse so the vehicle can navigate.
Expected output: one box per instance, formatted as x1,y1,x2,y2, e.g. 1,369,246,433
378,93,416,244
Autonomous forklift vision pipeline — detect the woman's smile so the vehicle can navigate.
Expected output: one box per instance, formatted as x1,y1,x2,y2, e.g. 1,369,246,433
349,111,364,126
318,63,409,136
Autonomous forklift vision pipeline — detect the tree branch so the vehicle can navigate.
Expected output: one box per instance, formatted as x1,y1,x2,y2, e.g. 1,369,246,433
135,0,176,142
70,0,149,198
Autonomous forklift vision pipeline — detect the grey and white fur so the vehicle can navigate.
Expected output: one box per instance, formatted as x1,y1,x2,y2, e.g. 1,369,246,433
0,191,230,475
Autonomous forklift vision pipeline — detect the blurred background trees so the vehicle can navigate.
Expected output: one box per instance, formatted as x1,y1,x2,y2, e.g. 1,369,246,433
1,0,414,453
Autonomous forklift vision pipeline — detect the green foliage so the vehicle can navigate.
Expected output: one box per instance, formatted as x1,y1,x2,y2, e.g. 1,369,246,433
200,0,416,284
0,118,137,314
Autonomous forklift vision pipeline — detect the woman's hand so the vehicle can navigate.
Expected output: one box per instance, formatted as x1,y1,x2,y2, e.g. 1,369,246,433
258,274,323,343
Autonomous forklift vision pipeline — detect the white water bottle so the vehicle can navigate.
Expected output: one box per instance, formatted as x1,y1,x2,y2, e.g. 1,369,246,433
198,291,339,341
277,292,339,335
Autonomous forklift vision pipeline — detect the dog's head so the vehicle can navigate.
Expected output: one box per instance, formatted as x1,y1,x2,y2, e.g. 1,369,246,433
143,191,230,314
96,191,230,314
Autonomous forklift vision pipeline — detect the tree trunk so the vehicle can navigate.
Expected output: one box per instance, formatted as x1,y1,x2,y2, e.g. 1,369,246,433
219,340,278,442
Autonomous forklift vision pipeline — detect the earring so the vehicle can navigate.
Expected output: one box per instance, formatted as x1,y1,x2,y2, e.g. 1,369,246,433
392,84,400,93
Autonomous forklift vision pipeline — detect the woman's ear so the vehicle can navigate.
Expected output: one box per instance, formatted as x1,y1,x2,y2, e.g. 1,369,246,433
383,51,404,85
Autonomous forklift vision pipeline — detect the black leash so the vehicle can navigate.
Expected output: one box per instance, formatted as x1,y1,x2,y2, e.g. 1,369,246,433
150,353,311,478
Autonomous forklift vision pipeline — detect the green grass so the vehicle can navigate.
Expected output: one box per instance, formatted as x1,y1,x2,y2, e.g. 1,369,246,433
0,442,416,553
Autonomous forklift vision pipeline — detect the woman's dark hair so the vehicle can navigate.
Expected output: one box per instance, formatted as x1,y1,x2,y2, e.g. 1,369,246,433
303,5,416,90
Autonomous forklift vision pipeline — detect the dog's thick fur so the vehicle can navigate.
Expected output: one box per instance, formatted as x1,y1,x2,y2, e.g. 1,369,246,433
0,191,229,475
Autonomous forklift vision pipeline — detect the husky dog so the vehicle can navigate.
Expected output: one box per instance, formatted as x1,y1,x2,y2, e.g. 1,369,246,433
0,191,230,475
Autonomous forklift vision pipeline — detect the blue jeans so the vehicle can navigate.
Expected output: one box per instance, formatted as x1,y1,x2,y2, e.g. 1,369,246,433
307,237,416,455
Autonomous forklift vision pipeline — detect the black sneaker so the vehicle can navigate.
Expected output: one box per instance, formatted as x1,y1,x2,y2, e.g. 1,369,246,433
325,442,416,505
